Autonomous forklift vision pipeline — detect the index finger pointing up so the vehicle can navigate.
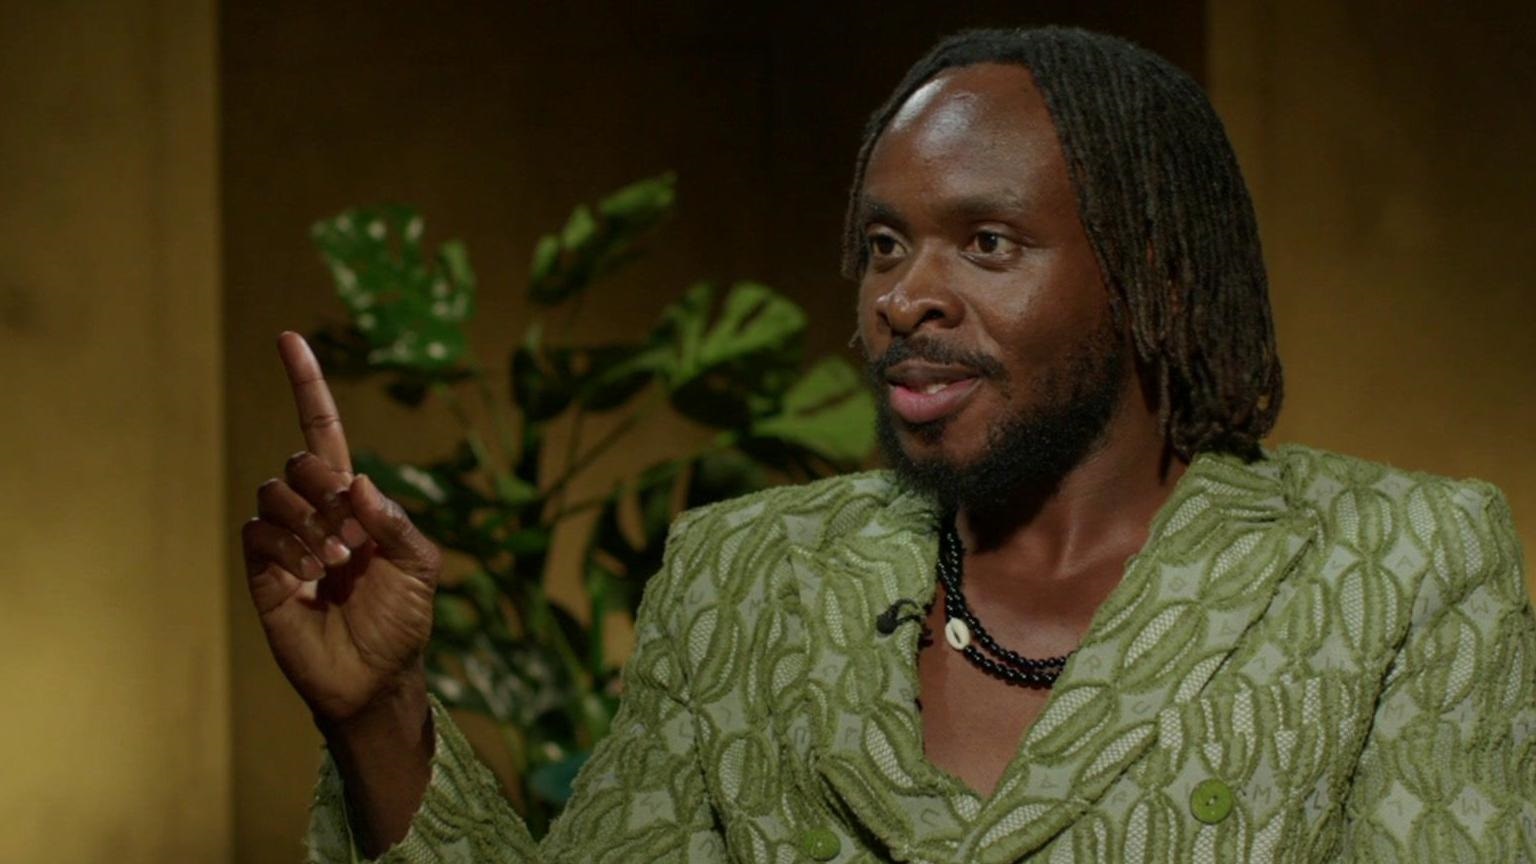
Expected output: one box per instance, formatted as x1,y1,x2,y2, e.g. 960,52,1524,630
277,331,353,475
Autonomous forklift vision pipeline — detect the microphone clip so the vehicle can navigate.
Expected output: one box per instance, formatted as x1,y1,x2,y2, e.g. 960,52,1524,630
875,598,925,636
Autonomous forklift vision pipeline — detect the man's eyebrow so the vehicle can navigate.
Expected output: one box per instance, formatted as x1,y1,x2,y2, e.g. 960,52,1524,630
856,192,1033,232
856,198,908,233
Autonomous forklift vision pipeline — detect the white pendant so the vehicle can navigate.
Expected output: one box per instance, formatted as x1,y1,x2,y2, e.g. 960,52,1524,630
944,617,972,651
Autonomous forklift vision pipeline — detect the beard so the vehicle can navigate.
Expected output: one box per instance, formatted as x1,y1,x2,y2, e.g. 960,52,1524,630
869,319,1126,515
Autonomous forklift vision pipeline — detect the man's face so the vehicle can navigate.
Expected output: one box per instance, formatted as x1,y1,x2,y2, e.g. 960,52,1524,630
855,63,1127,510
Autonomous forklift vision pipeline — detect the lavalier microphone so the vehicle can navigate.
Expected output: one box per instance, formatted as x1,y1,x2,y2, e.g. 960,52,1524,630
875,598,925,635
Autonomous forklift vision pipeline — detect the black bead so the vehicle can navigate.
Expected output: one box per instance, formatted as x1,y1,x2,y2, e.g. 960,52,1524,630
936,524,1072,688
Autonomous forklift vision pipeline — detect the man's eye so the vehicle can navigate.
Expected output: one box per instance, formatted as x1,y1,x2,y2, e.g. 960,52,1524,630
868,234,901,257
967,231,1017,255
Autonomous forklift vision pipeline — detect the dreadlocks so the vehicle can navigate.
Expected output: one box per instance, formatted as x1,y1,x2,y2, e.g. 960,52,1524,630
842,28,1282,460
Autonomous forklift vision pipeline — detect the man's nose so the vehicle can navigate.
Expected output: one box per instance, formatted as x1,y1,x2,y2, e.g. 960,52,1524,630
873,248,963,336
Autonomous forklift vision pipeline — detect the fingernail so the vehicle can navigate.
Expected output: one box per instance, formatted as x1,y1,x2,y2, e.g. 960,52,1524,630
301,555,325,581
339,518,368,549
322,536,351,566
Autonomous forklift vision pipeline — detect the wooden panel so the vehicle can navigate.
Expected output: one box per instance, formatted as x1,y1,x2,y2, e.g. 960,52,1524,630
1210,0,1536,597
0,1,227,861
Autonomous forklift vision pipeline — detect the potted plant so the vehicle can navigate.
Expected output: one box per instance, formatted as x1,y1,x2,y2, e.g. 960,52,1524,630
305,174,874,834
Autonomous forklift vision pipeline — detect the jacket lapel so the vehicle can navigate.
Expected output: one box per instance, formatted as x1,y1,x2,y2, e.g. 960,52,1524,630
787,454,1317,862
960,452,1317,861
790,482,984,862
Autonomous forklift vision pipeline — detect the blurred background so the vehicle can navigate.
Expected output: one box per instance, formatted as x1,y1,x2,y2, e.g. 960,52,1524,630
2,1,1532,861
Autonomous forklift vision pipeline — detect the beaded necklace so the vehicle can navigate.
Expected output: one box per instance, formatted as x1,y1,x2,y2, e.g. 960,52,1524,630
937,523,1072,688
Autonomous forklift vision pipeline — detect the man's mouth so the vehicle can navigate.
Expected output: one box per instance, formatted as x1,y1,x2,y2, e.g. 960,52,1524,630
885,362,981,425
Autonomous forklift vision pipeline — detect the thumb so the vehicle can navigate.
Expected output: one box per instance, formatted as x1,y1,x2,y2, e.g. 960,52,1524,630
349,474,440,579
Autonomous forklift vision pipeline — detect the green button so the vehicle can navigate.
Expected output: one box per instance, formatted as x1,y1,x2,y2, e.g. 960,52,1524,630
799,827,841,860
1190,778,1235,824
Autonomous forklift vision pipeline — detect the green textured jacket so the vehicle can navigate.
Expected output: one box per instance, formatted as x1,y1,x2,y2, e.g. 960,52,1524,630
308,445,1536,863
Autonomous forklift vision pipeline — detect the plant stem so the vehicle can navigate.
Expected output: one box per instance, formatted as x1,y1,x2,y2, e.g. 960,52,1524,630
524,583,597,740
550,405,586,515
547,494,607,522
500,720,529,776
541,386,666,504
471,364,520,470
432,380,511,492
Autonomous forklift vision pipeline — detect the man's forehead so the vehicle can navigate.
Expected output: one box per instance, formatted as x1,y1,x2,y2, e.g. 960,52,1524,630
884,63,1053,145
862,62,1069,215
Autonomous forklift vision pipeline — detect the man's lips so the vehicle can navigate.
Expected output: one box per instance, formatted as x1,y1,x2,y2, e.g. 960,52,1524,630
885,363,980,425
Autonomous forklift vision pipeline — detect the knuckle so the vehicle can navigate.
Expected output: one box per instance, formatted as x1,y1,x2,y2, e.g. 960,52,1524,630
285,450,311,470
420,540,443,571
276,533,307,562
299,509,325,536
385,502,413,533
302,413,342,433
256,478,284,506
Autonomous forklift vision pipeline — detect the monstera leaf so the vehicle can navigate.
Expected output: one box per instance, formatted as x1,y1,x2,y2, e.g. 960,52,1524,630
529,174,676,306
311,206,475,372
650,282,805,427
513,325,660,423
747,357,876,467
433,569,512,648
427,633,567,732
583,460,681,623
305,179,880,837
684,450,769,511
354,449,534,562
511,325,580,424
304,322,475,408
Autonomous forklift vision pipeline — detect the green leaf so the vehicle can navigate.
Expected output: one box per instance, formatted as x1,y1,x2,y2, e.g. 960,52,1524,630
599,173,675,228
527,174,676,306
439,240,475,292
650,282,805,428
434,593,480,638
684,450,770,511
575,344,660,411
583,559,624,618
352,450,517,564
461,570,504,620
310,206,476,372
494,473,541,506
530,234,560,286
696,282,806,374
503,527,551,558
581,462,682,617
748,357,876,466
560,205,597,250
354,452,448,505
305,323,376,379
513,326,664,421
512,343,578,424
429,635,569,731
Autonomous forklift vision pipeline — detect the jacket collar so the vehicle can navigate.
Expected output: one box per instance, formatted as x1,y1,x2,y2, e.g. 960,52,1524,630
790,451,1317,861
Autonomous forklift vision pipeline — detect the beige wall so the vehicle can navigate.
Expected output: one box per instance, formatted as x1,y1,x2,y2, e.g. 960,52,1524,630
0,1,228,863
1210,1,1536,595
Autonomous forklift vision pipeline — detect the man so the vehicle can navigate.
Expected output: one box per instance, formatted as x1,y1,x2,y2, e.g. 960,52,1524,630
244,28,1536,863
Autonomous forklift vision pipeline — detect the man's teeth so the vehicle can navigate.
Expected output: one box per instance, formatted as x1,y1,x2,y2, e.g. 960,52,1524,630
921,382,949,395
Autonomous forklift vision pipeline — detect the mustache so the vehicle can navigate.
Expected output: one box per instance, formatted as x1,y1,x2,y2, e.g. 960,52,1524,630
866,337,1007,383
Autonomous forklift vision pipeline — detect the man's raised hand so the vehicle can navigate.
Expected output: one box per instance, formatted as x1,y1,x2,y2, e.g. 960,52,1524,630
242,331,441,725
